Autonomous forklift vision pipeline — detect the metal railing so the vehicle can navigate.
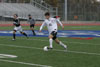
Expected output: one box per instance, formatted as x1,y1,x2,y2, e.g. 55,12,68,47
0,3,45,21
30,0,58,17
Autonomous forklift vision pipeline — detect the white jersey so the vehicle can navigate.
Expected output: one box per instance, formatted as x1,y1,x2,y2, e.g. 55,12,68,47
40,18,63,35
14,26,23,32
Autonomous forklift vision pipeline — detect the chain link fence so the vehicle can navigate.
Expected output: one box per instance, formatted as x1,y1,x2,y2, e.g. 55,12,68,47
66,0,100,21
1,0,100,22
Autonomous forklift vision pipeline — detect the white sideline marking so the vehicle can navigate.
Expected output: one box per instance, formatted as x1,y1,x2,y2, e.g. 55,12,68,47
0,44,100,56
0,59,52,67
0,54,17,58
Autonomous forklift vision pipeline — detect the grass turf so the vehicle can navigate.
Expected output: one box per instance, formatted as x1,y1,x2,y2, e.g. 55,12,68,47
0,25,100,30
0,26,100,67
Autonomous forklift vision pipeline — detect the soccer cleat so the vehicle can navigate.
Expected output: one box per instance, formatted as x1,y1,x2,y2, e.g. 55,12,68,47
59,42,67,50
47,47,53,50
64,45,67,52
12,39,15,41
64,45,67,49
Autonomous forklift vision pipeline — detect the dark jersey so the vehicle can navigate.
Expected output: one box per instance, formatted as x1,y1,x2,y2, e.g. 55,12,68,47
27,18,35,25
13,18,20,27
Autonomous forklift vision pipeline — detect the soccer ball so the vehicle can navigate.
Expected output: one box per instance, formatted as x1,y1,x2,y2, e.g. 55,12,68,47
43,46,48,51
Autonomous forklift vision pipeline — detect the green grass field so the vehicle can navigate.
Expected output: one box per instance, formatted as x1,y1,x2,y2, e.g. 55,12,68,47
0,25,100,30
0,26,100,67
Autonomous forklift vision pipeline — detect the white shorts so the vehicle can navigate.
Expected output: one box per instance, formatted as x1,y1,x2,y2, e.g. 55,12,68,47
14,26,23,32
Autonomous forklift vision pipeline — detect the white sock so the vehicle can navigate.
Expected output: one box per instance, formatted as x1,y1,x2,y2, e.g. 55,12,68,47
59,41,67,48
49,38,53,48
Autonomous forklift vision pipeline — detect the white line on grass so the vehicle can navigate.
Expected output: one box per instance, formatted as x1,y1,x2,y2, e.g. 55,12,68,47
19,38,100,46
0,44,100,56
0,59,52,67
67,42,100,46
27,38,100,46
0,37,100,46
13,38,100,46
0,37,100,56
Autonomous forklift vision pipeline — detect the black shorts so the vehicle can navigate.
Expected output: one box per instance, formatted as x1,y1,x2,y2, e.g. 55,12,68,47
51,31,57,40
30,24,35,28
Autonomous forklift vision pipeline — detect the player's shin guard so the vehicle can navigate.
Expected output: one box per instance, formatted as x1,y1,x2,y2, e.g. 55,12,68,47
49,38,53,48
59,41,67,49
13,33,16,39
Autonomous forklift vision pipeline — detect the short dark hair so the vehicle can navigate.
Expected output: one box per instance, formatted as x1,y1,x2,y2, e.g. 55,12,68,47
28,14,31,16
14,14,18,17
45,12,50,16
54,16,56,18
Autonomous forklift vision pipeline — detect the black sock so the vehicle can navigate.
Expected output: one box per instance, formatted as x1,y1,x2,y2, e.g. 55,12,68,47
23,33,28,37
32,30,36,35
13,33,16,39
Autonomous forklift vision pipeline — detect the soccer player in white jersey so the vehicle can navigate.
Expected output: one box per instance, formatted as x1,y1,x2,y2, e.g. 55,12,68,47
39,12,67,50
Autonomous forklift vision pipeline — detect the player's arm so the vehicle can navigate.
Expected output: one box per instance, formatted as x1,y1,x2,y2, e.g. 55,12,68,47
39,22,46,32
13,20,17,26
13,19,16,26
56,19,64,30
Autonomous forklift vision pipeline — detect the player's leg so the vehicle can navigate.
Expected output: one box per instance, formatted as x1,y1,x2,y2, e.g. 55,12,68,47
30,25,36,35
30,27,36,35
48,31,57,49
48,34,53,49
54,38,67,49
12,26,18,40
20,32,28,38
12,30,16,40
18,26,28,38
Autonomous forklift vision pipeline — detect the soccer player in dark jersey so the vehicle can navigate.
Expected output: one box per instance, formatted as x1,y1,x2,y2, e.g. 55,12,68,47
12,14,28,40
27,14,36,35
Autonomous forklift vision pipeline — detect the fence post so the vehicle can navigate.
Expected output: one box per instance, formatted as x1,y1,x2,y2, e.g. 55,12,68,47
65,0,67,21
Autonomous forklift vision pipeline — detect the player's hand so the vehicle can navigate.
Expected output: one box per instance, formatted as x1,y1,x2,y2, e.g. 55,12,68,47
62,26,64,30
39,30,41,32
